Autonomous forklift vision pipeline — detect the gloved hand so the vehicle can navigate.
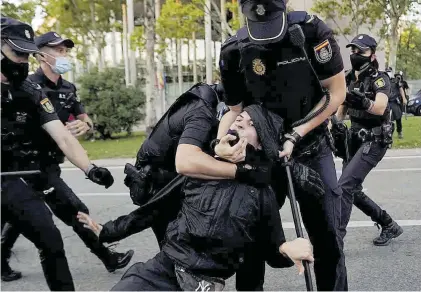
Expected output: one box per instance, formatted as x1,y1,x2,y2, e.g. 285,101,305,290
235,163,272,187
289,160,324,200
346,91,371,110
86,164,114,188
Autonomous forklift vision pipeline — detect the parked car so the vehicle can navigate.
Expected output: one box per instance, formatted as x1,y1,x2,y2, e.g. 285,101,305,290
407,90,421,116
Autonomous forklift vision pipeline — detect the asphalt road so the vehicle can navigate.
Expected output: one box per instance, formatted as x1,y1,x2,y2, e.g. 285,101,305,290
2,149,421,291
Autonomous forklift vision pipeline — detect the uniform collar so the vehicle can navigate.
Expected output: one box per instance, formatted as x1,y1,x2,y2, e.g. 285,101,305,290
35,67,63,89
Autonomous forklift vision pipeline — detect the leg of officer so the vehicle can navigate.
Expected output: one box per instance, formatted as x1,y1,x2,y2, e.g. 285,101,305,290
299,139,347,291
396,118,403,137
42,164,133,272
235,242,266,291
338,141,387,239
1,222,22,281
111,251,180,291
2,178,74,291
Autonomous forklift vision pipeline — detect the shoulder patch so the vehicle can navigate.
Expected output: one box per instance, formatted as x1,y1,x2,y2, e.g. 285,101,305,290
40,98,55,113
374,77,386,89
313,39,332,63
287,11,308,25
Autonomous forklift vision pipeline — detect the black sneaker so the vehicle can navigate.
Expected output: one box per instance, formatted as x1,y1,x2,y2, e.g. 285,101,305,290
102,249,134,273
1,262,22,282
373,221,403,246
398,132,403,139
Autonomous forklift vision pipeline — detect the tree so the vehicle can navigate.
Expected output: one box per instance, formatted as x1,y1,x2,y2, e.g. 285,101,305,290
312,0,384,41
77,68,145,139
312,0,419,70
1,0,37,25
396,23,421,79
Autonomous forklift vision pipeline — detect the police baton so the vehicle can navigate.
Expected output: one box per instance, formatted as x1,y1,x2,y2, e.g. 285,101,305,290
283,156,314,291
1,170,41,176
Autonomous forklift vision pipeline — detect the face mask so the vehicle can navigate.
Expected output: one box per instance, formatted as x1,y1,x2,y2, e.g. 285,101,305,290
350,53,371,71
1,52,29,87
51,56,73,74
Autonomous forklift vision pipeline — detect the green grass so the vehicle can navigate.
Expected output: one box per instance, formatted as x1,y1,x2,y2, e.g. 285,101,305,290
79,116,420,160
344,116,421,149
79,132,146,160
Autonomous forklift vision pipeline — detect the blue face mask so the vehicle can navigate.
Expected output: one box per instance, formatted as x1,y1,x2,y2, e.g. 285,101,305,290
51,56,72,74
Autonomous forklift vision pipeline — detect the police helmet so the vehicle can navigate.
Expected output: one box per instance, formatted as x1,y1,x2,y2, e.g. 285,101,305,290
1,16,39,53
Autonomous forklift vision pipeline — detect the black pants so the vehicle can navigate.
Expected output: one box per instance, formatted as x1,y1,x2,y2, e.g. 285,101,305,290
390,101,403,133
236,139,348,291
1,177,74,291
111,251,180,291
338,136,389,239
2,164,112,262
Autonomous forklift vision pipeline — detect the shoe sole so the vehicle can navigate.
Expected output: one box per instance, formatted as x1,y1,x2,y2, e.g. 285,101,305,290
106,250,135,273
373,226,404,246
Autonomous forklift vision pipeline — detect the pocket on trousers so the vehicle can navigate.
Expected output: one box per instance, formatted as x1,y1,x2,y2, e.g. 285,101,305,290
360,142,387,167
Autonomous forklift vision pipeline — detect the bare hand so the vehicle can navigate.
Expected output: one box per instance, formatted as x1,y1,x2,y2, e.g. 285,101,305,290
279,140,295,159
403,99,407,106
77,211,103,237
66,120,90,137
214,134,247,163
279,238,314,275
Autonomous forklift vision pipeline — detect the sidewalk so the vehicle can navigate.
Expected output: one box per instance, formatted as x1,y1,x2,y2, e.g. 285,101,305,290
61,148,421,168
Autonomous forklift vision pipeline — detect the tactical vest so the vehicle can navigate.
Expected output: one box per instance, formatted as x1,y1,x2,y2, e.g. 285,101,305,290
135,82,220,170
236,11,324,128
1,86,44,172
347,73,390,129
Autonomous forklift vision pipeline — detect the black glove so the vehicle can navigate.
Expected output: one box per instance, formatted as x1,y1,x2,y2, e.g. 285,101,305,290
346,91,371,110
289,160,325,200
235,163,272,188
86,164,114,189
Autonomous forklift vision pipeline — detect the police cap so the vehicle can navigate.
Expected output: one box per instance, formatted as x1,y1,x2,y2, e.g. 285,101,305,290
1,16,39,53
35,31,74,49
346,34,377,52
240,0,287,45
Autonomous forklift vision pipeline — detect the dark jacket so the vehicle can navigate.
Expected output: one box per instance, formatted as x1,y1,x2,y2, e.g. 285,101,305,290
162,178,294,279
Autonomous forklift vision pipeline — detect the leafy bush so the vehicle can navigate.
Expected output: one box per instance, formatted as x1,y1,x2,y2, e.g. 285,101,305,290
78,68,145,139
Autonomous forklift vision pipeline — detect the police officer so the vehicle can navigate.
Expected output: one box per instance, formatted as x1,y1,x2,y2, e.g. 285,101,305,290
216,0,348,290
1,17,114,290
387,69,408,138
80,83,242,247
1,31,134,281
335,34,403,246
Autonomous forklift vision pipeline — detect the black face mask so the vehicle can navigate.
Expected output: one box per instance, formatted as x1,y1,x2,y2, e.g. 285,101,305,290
350,53,371,71
1,52,29,87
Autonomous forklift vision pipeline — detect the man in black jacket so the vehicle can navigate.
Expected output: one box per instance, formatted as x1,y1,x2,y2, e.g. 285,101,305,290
79,104,320,291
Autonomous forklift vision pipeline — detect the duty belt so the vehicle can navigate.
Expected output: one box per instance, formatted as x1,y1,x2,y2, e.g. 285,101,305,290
351,126,382,143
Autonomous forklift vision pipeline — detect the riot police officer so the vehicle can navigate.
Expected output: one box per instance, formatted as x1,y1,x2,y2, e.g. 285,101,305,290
388,69,408,138
335,34,403,246
1,31,134,281
1,17,114,290
216,0,348,290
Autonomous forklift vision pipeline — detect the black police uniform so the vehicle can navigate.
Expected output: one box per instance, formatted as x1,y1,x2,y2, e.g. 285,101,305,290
111,104,295,291
388,76,404,135
219,6,347,291
339,35,403,246
99,83,221,246
1,64,133,274
1,80,76,289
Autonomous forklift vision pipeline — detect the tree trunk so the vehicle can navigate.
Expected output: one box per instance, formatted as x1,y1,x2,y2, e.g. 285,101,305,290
192,31,198,83
144,0,157,130
155,0,165,116
220,0,227,41
388,17,399,71
177,39,183,95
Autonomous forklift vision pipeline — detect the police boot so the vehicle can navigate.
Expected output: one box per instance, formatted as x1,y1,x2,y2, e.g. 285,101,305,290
373,212,403,246
398,132,403,139
1,224,22,281
97,246,134,273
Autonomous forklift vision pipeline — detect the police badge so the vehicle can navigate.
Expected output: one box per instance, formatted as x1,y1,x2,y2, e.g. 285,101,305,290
40,98,55,113
314,40,332,64
252,59,266,76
